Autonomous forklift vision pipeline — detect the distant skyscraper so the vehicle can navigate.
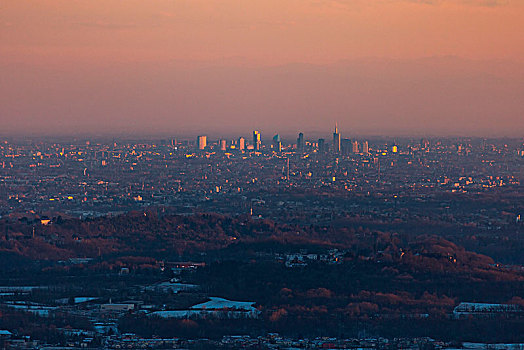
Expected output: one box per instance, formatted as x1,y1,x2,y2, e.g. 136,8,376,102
238,137,245,151
363,141,369,155
297,132,304,152
333,123,341,154
253,130,261,151
341,138,351,155
220,139,227,151
197,135,207,150
392,144,398,153
273,134,282,152
352,140,359,153
318,138,326,153
286,158,290,181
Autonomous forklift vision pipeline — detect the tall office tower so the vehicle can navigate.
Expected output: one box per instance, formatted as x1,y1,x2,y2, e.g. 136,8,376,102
197,135,207,150
333,123,341,154
420,138,429,150
392,144,398,153
341,138,351,155
273,134,282,152
318,138,326,153
220,139,227,151
362,141,369,155
352,140,359,153
297,132,304,152
253,130,261,151
238,137,245,151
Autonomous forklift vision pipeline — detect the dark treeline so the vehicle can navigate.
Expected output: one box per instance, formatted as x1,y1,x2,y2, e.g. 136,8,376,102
1,209,519,263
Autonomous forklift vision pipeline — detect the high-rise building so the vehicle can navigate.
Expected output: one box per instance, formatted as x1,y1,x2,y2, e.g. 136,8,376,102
297,132,304,152
352,140,359,153
273,134,282,152
220,139,227,151
341,138,351,155
362,141,369,155
333,123,341,154
392,144,398,153
318,138,326,153
253,131,261,151
286,158,290,181
197,135,207,150
238,137,245,151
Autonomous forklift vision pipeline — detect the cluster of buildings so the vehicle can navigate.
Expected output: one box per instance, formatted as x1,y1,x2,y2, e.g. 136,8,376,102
2,328,523,349
278,248,346,267
148,297,260,319
196,125,374,155
0,131,521,225
452,302,524,319
0,132,520,252
0,331,480,349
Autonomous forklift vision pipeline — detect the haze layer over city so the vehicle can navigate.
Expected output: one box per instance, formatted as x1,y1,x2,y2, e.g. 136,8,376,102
1,1,523,349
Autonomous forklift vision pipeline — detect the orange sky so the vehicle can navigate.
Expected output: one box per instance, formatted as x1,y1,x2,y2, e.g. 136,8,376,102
1,0,524,136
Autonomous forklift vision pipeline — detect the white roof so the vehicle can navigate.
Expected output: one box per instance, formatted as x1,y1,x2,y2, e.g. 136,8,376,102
454,302,521,312
190,297,256,311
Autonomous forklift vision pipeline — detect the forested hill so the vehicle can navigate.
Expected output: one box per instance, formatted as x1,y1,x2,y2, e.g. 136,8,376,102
0,210,521,282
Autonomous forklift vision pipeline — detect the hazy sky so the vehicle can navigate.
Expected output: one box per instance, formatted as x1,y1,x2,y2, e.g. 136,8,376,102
1,0,524,137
